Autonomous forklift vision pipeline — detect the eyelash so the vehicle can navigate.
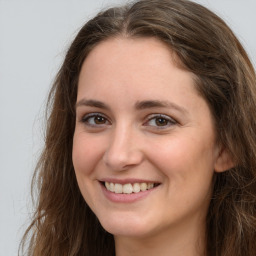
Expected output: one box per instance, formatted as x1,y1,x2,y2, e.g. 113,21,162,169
80,113,177,129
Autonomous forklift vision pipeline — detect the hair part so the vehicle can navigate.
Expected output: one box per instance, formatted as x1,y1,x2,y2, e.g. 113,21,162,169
20,0,256,255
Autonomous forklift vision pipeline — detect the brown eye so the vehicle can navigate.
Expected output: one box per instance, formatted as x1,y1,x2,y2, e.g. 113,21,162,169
145,114,176,129
155,117,169,126
81,113,110,126
94,116,106,124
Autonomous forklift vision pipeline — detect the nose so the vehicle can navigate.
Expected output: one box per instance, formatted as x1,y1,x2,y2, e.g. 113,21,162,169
103,125,144,171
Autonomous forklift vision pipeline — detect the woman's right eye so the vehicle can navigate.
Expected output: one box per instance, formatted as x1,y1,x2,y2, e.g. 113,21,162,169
80,113,110,127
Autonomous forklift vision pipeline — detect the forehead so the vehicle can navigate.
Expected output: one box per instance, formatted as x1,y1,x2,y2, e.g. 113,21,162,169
78,37,198,97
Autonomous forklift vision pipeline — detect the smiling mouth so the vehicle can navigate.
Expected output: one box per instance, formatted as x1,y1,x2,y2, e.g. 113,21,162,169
103,181,160,194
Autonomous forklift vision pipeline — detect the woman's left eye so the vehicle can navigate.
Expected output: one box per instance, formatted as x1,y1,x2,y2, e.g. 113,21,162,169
144,114,177,128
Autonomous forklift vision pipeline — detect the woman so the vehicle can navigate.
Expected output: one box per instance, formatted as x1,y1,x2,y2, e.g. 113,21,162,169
20,0,256,255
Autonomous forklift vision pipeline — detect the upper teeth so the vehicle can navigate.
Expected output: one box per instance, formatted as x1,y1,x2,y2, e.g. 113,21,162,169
105,182,155,194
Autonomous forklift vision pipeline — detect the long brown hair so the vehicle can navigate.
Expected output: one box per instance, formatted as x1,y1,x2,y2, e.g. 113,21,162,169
20,0,256,255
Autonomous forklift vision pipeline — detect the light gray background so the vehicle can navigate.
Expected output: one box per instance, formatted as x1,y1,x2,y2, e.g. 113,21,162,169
0,1,255,255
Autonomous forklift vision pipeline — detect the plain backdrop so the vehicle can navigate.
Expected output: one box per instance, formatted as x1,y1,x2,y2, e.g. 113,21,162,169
0,0,255,255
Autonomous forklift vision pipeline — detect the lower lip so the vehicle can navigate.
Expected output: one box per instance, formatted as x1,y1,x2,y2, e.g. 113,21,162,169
100,183,158,203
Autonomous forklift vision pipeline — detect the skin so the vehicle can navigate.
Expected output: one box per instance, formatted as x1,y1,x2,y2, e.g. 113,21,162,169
72,37,228,256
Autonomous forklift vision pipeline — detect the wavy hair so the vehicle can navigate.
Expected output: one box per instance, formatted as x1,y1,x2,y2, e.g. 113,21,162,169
20,0,256,255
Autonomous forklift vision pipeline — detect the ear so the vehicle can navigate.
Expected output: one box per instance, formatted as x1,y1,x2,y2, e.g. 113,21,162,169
214,147,235,173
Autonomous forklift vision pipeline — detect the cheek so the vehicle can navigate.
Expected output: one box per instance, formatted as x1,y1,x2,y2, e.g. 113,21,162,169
72,132,104,177
158,137,215,208
148,134,216,184
72,132,104,209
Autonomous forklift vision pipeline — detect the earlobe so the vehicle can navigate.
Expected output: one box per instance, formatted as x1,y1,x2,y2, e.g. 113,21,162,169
214,147,235,173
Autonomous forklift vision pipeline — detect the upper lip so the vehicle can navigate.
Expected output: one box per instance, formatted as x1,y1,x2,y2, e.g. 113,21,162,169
99,178,161,185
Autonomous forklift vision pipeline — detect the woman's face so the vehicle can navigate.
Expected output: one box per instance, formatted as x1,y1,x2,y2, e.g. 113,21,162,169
72,37,221,239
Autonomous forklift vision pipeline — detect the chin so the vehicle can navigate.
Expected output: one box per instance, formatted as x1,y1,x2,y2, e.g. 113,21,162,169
98,212,153,238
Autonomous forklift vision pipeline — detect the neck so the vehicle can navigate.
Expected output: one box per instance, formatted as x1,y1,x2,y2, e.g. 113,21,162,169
114,218,206,256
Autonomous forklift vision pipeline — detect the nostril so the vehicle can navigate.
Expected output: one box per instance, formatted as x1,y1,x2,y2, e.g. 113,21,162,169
103,150,144,171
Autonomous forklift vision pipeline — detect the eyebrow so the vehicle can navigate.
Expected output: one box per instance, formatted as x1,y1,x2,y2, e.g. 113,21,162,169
135,100,188,114
75,98,188,114
75,99,110,110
